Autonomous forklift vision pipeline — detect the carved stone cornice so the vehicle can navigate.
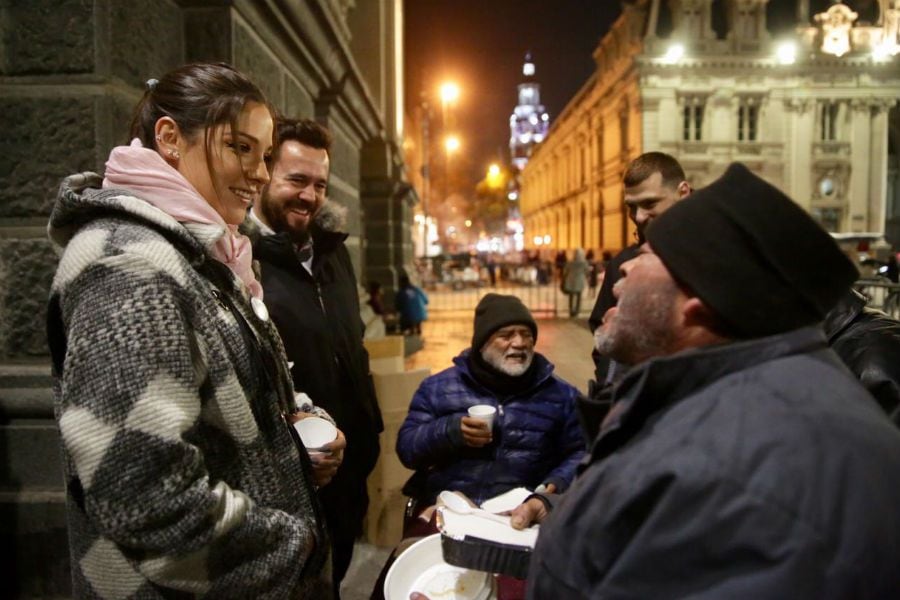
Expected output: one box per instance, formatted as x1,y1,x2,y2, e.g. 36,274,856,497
784,97,814,113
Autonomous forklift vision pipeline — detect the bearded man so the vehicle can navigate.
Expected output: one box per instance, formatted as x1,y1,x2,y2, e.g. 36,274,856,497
513,164,900,599
245,117,382,599
396,294,585,508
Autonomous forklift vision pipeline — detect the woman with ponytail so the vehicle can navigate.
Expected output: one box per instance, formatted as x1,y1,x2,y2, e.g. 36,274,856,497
47,63,333,598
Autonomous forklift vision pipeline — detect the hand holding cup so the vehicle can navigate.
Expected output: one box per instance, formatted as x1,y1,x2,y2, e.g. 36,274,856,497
461,404,496,447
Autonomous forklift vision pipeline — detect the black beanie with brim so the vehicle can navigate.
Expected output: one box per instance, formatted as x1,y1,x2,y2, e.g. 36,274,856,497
472,293,537,351
645,162,858,338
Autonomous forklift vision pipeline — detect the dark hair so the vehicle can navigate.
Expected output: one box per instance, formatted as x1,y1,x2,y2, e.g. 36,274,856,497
275,118,333,160
129,62,275,160
623,151,686,189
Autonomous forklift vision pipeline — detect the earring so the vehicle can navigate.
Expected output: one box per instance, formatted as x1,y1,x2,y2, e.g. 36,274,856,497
155,135,163,143
169,149,180,159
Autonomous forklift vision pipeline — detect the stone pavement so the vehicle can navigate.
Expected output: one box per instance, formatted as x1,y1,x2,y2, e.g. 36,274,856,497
340,314,596,599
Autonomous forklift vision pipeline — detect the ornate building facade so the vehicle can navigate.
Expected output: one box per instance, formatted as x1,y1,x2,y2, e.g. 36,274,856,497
520,0,900,254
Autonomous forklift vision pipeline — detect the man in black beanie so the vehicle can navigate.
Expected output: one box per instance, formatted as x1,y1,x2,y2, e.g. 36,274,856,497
516,163,900,598
396,293,585,510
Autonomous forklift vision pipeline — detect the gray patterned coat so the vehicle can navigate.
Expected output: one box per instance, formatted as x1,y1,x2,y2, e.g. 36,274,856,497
47,173,331,599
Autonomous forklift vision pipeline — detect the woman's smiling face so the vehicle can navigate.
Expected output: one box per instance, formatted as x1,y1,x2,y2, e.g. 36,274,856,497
176,101,274,225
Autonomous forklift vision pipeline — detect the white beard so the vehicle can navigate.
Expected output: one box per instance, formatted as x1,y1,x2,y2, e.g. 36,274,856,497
481,346,534,376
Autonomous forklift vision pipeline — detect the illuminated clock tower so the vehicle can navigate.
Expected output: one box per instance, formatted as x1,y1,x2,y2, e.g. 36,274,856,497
509,52,550,171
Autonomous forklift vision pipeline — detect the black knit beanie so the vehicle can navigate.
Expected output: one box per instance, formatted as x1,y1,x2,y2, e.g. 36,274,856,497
646,163,858,338
471,294,537,351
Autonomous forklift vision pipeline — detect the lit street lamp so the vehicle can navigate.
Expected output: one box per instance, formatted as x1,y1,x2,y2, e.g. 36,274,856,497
440,81,460,127
444,135,461,154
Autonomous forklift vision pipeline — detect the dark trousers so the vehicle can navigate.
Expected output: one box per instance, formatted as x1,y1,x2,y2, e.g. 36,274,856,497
320,430,379,599
321,472,368,598
568,292,582,317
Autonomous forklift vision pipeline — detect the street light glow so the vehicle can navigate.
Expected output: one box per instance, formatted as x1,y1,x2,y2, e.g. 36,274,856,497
445,135,461,153
440,82,460,104
662,43,685,64
776,42,797,65
488,164,500,177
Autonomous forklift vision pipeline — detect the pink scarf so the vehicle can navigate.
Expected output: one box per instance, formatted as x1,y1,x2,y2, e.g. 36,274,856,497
103,139,262,299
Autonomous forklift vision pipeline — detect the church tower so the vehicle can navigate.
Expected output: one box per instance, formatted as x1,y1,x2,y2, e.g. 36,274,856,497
509,52,550,171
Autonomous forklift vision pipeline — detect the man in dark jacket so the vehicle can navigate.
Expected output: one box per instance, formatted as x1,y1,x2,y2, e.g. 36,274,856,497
515,164,900,598
824,288,900,426
249,118,383,597
588,152,691,383
397,294,585,507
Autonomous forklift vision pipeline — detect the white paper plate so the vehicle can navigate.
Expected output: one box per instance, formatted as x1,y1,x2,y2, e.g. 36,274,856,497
479,487,533,514
384,533,494,600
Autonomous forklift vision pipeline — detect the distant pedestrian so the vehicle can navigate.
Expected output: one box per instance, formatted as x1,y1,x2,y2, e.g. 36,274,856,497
586,249,599,297
396,274,428,335
486,254,498,287
367,280,385,315
554,249,567,282
562,248,589,317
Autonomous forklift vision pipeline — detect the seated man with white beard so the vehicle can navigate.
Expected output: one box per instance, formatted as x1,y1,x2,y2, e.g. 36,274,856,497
397,294,585,510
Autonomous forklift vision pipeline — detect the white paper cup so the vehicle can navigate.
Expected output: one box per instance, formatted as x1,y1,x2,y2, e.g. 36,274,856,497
467,405,497,429
294,416,338,450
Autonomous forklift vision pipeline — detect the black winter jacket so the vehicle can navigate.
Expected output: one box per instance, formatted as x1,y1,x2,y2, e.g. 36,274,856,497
529,327,900,599
824,288,900,426
251,219,383,541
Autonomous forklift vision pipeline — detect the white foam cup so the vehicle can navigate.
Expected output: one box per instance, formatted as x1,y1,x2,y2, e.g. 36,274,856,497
293,416,338,451
467,404,497,430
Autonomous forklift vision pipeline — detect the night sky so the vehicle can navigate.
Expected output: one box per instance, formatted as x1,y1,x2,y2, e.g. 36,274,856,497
404,0,622,186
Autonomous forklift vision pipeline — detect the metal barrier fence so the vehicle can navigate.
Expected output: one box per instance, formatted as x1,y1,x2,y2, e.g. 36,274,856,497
418,260,900,322
421,259,570,317
854,279,900,319
423,282,564,317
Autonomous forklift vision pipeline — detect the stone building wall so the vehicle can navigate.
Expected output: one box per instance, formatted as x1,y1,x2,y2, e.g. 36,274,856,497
0,0,413,595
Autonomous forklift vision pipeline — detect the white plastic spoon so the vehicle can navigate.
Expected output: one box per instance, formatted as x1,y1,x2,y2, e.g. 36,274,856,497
438,490,511,525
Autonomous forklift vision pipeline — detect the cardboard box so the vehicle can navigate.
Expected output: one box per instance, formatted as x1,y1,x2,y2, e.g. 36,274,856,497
372,368,430,412
365,336,405,374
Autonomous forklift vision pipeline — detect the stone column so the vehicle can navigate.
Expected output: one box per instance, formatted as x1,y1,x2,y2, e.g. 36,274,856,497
849,99,873,231
869,99,895,232
784,98,815,209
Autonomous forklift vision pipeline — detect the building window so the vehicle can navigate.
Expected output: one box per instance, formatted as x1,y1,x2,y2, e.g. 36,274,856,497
619,110,629,153
819,101,840,141
737,97,759,142
580,146,586,186
596,125,604,166
682,97,705,141
811,207,842,232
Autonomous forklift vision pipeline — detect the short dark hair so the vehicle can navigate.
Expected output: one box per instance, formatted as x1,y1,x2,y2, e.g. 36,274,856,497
275,118,332,159
623,152,686,189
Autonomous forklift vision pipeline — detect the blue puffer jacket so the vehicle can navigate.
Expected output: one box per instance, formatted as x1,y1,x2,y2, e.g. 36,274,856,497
396,350,585,505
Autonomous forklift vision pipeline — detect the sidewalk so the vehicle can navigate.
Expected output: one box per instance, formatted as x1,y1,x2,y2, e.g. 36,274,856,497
342,315,597,598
